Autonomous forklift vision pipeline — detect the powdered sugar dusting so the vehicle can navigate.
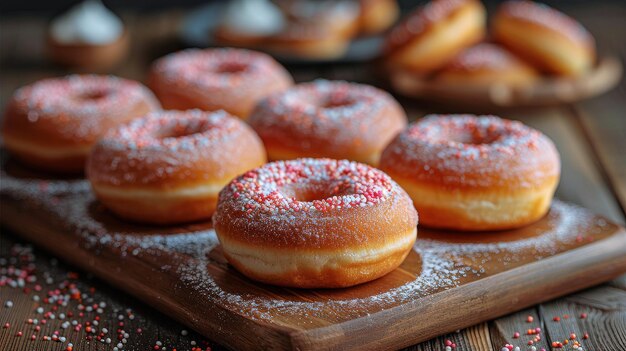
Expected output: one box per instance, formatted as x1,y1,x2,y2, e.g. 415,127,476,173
248,80,406,158
380,114,560,188
86,109,263,186
6,75,160,142
0,169,610,324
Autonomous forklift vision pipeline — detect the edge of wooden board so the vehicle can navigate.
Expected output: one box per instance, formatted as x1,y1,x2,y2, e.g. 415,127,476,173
2,201,626,351
290,227,626,351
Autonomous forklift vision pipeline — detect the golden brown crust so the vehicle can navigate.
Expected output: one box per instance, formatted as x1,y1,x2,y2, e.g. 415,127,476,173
384,0,486,74
87,110,266,224
379,115,560,230
358,0,400,34
492,1,596,76
1,75,160,173
148,48,293,119
213,158,418,288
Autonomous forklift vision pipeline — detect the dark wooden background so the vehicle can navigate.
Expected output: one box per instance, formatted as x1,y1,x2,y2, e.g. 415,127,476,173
1,1,625,350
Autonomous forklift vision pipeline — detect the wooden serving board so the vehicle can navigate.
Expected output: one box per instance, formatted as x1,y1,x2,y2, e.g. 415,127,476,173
2,160,626,351
390,56,623,109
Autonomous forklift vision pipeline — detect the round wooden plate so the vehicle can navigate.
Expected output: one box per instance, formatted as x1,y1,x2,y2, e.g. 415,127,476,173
179,2,384,64
390,56,623,108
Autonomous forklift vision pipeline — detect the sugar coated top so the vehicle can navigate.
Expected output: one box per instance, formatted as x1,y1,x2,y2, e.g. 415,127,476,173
98,109,241,153
11,74,156,120
444,43,529,71
499,0,594,48
151,48,290,89
249,79,405,150
381,114,560,188
220,158,397,215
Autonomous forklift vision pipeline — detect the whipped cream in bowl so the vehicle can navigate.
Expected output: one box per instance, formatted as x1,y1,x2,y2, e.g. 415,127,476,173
50,0,124,45
220,0,285,36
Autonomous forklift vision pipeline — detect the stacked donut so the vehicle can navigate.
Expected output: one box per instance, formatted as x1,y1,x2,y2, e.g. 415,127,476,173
2,46,562,289
214,0,400,60
384,0,596,89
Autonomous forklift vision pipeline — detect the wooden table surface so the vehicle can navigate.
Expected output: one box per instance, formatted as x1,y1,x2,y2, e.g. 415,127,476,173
1,3,625,350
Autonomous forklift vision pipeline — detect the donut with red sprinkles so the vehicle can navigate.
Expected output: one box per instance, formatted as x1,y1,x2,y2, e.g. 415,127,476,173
213,158,418,288
148,48,293,119
379,114,560,231
86,109,266,225
1,75,160,173
248,79,407,165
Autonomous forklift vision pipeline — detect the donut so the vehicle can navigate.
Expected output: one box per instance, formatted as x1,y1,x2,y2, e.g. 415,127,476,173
86,110,266,224
358,0,400,35
213,158,418,288
434,43,539,86
492,0,596,76
1,75,160,173
148,48,293,119
379,115,560,231
265,2,360,60
248,80,407,165
383,0,486,75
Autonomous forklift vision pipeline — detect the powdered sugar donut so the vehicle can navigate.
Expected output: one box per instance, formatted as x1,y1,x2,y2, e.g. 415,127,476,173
148,48,293,119
2,75,160,173
248,80,407,165
379,115,560,231
87,110,266,224
213,158,418,288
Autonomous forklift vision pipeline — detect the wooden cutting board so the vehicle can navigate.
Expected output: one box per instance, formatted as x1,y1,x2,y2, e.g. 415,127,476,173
2,161,626,351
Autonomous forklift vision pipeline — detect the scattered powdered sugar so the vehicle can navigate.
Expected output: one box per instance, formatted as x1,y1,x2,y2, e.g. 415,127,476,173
0,169,607,324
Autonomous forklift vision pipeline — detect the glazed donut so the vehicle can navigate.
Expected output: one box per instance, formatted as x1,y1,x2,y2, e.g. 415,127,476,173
492,0,596,76
248,80,407,165
358,0,400,35
148,48,293,119
2,75,160,173
379,115,560,231
384,0,486,75
434,43,539,86
86,110,266,225
213,158,418,288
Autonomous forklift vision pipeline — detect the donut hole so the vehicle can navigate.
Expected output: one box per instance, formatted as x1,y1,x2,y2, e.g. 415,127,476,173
281,183,343,203
214,62,249,74
321,97,356,109
158,122,207,140
78,89,111,101
444,124,504,145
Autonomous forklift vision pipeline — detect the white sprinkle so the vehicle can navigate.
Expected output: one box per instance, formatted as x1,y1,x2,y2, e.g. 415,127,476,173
36,307,44,314
4,301,13,308
181,329,188,336
191,340,197,346
156,341,162,346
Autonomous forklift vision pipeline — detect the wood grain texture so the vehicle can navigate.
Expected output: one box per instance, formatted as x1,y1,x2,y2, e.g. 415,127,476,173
1,163,626,350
